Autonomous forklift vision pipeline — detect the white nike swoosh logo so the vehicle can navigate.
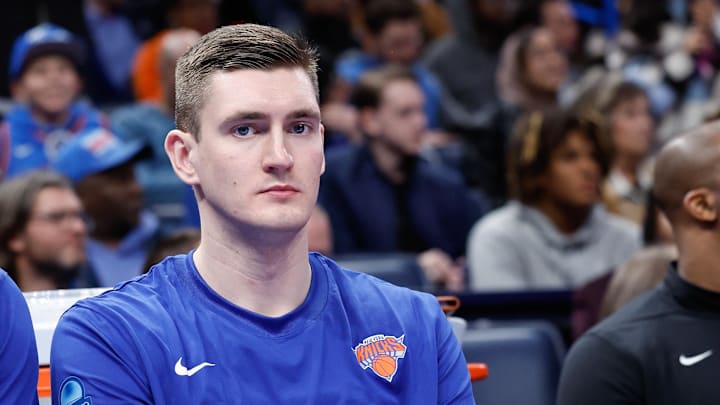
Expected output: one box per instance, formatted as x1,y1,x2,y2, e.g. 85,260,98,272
679,350,713,366
175,357,216,376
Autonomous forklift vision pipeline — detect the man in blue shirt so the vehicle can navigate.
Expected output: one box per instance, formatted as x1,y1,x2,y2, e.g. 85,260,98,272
50,23,474,404
0,269,39,404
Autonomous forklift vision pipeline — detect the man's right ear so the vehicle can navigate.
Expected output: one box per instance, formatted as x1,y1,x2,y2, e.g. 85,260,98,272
165,129,199,185
683,188,718,223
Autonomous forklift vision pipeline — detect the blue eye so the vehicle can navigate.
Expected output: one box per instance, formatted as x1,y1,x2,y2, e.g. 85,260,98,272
291,123,309,135
233,126,254,137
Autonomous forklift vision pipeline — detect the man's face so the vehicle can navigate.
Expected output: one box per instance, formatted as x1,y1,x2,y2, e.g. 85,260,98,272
376,19,423,65
523,28,567,94
368,78,426,157
14,55,80,118
611,95,653,160
541,131,601,209
12,187,86,274
541,0,579,53
188,67,325,234
77,162,143,239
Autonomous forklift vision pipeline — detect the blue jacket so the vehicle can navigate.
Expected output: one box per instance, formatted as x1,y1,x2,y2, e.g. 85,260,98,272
0,102,108,179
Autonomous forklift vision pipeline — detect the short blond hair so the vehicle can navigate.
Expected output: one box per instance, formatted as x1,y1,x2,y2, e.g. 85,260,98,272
174,23,319,139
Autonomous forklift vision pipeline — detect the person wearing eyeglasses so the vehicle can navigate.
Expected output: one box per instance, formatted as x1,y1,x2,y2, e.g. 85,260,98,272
0,170,90,291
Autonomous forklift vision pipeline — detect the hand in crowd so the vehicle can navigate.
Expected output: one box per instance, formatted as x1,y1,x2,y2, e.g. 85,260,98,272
418,248,465,292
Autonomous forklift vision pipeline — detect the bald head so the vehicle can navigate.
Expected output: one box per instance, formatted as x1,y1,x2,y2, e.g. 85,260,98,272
159,28,200,111
160,28,201,75
654,120,720,223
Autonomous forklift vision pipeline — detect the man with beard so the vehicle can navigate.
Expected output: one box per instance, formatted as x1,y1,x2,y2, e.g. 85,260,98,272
319,65,488,291
0,171,89,291
52,126,158,287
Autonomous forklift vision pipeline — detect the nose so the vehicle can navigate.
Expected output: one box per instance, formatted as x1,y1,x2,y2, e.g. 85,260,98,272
68,213,88,235
262,129,294,173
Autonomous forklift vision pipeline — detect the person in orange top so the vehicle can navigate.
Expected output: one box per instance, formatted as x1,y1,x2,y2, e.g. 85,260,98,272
132,0,218,102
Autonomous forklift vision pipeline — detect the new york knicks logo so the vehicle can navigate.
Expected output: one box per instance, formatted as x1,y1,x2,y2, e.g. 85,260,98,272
353,334,407,382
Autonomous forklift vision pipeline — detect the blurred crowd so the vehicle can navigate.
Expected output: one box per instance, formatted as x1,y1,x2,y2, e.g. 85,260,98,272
1,0,717,334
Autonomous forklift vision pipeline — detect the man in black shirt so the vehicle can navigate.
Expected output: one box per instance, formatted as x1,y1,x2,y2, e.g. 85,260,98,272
557,120,720,404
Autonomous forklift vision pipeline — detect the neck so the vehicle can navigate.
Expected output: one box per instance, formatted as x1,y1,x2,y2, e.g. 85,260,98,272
31,106,69,127
368,140,409,184
676,230,720,293
523,86,557,110
15,259,63,292
90,229,123,248
614,155,640,185
193,219,313,317
533,199,592,234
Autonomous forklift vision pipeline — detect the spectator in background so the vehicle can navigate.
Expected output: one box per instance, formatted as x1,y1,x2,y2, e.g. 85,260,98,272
424,0,517,132
423,0,522,202
467,108,640,291
132,0,219,102
0,269,38,403
81,0,143,105
577,77,655,224
0,171,91,291
540,0,579,58
41,0,165,105
571,190,675,338
320,65,488,291
300,0,360,100
497,26,569,115
52,127,159,287
322,0,442,143
558,119,720,405
0,23,109,180
112,28,200,234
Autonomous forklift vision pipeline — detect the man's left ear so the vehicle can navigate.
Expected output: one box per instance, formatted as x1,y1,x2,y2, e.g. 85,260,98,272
683,188,718,223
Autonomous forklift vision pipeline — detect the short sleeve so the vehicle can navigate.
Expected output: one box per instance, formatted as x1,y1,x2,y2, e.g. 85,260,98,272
50,305,150,404
0,272,39,405
432,300,474,404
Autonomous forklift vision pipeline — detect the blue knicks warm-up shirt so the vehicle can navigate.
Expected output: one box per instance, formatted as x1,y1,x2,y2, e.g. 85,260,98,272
50,252,473,404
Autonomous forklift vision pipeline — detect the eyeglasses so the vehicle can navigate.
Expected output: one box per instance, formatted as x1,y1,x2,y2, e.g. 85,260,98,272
30,210,93,228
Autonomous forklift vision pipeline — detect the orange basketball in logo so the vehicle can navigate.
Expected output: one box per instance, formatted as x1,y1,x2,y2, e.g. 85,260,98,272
372,355,397,378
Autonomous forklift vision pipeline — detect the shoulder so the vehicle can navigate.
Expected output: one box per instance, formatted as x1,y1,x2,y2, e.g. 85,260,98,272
0,270,22,305
59,255,185,330
594,208,641,238
325,144,361,166
335,50,378,83
0,270,32,320
323,145,367,180
415,159,465,186
0,269,34,329
313,253,442,315
583,286,667,352
470,203,523,238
